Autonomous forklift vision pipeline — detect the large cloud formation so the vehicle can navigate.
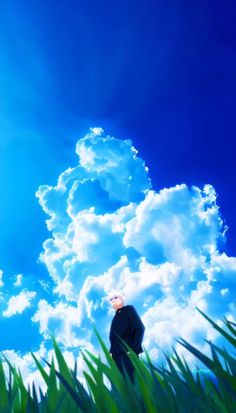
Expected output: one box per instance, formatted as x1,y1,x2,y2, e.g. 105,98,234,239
33,127,235,374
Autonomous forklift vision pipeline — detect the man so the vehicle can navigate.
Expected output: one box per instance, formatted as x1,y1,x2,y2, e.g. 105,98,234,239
108,291,145,383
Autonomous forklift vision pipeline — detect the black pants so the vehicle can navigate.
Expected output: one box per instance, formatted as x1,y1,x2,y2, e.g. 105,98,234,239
113,352,139,383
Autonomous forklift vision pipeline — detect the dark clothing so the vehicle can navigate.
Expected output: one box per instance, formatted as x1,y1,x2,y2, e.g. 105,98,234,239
109,305,145,357
113,352,138,384
109,305,145,382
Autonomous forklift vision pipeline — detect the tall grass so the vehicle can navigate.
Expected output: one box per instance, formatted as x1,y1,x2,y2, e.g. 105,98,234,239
0,307,236,412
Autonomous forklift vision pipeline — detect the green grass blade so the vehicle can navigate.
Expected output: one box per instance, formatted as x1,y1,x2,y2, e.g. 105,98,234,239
51,362,95,412
31,352,50,386
196,307,236,347
0,357,8,410
51,337,75,390
205,340,236,377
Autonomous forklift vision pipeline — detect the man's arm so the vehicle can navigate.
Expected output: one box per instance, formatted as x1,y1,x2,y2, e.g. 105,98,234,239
127,306,145,353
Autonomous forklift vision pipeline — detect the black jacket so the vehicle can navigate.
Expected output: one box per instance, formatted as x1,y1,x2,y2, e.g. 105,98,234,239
109,305,145,357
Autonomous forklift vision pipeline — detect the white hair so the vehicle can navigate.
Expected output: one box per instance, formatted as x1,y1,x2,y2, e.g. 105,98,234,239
106,289,125,302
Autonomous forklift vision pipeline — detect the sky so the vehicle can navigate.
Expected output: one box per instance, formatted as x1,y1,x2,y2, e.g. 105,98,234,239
0,0,236,391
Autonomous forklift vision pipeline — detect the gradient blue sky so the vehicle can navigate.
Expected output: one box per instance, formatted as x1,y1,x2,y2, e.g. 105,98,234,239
0,0,236,387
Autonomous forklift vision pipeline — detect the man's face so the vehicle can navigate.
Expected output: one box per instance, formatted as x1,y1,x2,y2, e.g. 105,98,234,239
109,295,124,310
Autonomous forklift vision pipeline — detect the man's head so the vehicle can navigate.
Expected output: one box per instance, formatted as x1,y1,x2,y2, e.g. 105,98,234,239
107,291,125,311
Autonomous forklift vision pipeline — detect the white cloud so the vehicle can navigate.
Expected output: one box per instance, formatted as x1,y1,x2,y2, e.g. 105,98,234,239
2,342,47,396
13,273,23,287
123,184,223,266
32,128,236,373
32,299,85,347
0,126,226,389
0,269,4,287
75,128,151,203
2,290,36,317
1,340,95,397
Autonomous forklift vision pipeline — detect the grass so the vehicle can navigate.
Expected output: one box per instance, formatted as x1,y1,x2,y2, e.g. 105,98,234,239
0,307,236,412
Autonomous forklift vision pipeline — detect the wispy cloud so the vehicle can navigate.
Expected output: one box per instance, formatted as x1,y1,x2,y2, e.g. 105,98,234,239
13,273,23,287
0,270,4,288
2,290,36,317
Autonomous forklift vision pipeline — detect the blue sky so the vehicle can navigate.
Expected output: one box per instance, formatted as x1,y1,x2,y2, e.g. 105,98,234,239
1,0,236,389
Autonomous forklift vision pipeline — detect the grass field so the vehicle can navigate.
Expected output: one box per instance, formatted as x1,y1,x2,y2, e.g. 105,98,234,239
0,307,235,413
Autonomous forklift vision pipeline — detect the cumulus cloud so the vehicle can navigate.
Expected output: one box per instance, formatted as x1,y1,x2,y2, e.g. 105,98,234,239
2,290,36,317
1,126,234,389
124,184,223,266
31,127,236,377
32,299,84,347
